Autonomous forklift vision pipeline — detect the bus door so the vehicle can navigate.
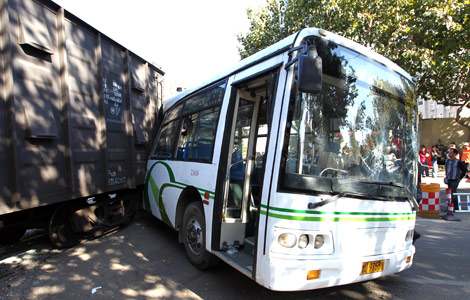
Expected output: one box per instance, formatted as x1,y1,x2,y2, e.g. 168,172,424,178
218,71,276,272
221,90,259,246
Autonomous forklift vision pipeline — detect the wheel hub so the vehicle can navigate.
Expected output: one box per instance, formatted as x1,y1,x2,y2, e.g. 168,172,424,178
186,217,203,255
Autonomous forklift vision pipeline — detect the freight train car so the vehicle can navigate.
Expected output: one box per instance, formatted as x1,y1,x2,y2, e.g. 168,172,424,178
0,0,164,247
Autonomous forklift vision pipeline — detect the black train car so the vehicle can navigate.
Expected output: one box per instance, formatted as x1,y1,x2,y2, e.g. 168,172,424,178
0,0,164,247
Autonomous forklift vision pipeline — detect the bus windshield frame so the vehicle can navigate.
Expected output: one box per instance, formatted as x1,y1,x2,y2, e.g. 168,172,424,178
279,36,418,199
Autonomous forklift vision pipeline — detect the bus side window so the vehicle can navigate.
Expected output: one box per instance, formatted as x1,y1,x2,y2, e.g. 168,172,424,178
176,107,220,162
153,120,180,159
152,104,183,159
189,108,220,161
177,116,195,159
153,81,225,162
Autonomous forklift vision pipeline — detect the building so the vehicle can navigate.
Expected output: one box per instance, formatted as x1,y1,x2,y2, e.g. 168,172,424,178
418,99,458,119
418,99,470,149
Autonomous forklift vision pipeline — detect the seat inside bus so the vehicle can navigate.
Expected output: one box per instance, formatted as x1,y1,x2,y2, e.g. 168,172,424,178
176,139,214,161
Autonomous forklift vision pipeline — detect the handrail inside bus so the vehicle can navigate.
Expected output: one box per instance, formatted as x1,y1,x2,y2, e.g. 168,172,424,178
230,159,246,169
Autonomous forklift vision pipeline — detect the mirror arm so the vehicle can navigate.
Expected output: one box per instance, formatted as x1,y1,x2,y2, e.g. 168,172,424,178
285,56,299,70
285,44,307,70
287,45,305,55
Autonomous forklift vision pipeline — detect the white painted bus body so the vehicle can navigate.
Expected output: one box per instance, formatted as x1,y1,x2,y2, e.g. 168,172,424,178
145,28,417,291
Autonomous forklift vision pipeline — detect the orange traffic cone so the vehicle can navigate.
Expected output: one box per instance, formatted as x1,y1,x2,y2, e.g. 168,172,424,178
443,189,460,221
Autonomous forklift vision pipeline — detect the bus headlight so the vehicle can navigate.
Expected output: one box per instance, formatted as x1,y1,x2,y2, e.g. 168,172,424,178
314,235,325,249
272,229,334,255
278,233,297,248
298,234,309,248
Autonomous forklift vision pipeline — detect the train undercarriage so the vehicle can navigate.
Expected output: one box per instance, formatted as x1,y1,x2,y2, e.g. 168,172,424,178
0,190,141,248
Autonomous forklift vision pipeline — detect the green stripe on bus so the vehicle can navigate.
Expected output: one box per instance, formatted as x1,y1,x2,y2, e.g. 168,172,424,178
199,192,215,199
144,162,161,210
145,161,176,211
199,190,216,196
159,182,187,228
260,204,415,216
145,161,215,214
149,178,174,228
147,161,176,181
260,210,416,222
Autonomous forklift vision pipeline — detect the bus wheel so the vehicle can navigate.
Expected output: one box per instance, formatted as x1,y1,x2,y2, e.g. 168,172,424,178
182,202,218,270
49,204,81,248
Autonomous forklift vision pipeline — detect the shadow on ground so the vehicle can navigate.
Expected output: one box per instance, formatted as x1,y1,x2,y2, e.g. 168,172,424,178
1,212,468,300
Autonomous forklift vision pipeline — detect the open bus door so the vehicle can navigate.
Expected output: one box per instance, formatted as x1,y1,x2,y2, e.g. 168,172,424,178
214,70,278,276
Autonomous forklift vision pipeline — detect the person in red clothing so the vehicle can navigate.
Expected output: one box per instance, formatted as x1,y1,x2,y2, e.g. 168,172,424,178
461,142,470,179
426,146,432,174
419,145,429,177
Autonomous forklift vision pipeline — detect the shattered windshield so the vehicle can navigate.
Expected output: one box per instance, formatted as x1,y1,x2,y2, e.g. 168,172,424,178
279,37,418,199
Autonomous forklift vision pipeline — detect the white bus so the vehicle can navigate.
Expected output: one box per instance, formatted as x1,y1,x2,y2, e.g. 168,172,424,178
144,28,419,291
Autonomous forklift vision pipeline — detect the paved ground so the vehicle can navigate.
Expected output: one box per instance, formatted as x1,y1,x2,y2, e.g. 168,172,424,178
1,212,469,300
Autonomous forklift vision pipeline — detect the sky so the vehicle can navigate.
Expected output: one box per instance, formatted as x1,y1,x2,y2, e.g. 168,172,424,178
53,0,267,94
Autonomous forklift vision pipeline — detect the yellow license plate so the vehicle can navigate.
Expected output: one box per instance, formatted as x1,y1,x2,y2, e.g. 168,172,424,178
360,260,385,275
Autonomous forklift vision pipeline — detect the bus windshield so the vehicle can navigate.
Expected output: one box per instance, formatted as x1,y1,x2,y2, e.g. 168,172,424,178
280,37,418,199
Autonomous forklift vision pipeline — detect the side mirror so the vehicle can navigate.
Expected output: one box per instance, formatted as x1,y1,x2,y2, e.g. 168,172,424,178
297,46,323,94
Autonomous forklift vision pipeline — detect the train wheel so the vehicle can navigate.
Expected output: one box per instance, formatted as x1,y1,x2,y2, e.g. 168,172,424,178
182,202,218,270
49,204,81,248
121,197,137,226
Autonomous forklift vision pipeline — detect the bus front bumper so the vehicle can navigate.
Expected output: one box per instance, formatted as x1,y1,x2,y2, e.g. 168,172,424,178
263,247,415,291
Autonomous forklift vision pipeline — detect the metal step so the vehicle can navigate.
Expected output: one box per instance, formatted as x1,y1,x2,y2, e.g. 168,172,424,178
244,236,255,256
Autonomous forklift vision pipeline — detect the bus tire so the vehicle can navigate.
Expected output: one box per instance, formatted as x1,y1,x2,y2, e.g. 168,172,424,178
182,202,218,270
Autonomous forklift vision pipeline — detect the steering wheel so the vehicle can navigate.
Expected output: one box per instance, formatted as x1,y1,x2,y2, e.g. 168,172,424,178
319,168,348,177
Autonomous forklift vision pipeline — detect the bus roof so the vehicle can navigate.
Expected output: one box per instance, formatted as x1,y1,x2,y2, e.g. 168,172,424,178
164,28,413,112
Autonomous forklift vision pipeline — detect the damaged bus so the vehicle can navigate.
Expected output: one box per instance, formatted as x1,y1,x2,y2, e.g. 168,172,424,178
145,28,419,291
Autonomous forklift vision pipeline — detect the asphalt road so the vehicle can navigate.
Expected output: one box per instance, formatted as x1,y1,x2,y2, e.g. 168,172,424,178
1,212,469,300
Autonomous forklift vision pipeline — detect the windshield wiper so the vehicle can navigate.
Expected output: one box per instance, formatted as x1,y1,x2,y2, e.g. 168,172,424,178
308,191,392,209
358,181,419,211
308,182,419,211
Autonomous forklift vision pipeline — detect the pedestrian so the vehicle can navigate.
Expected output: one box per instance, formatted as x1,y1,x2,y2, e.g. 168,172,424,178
447,142,459,160
461,142,470,178
430,145,441,178
419,145,429,177
444,148,467,210
426,146,432,174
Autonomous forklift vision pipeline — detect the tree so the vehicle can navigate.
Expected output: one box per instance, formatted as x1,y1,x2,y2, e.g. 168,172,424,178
238,0,470,137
